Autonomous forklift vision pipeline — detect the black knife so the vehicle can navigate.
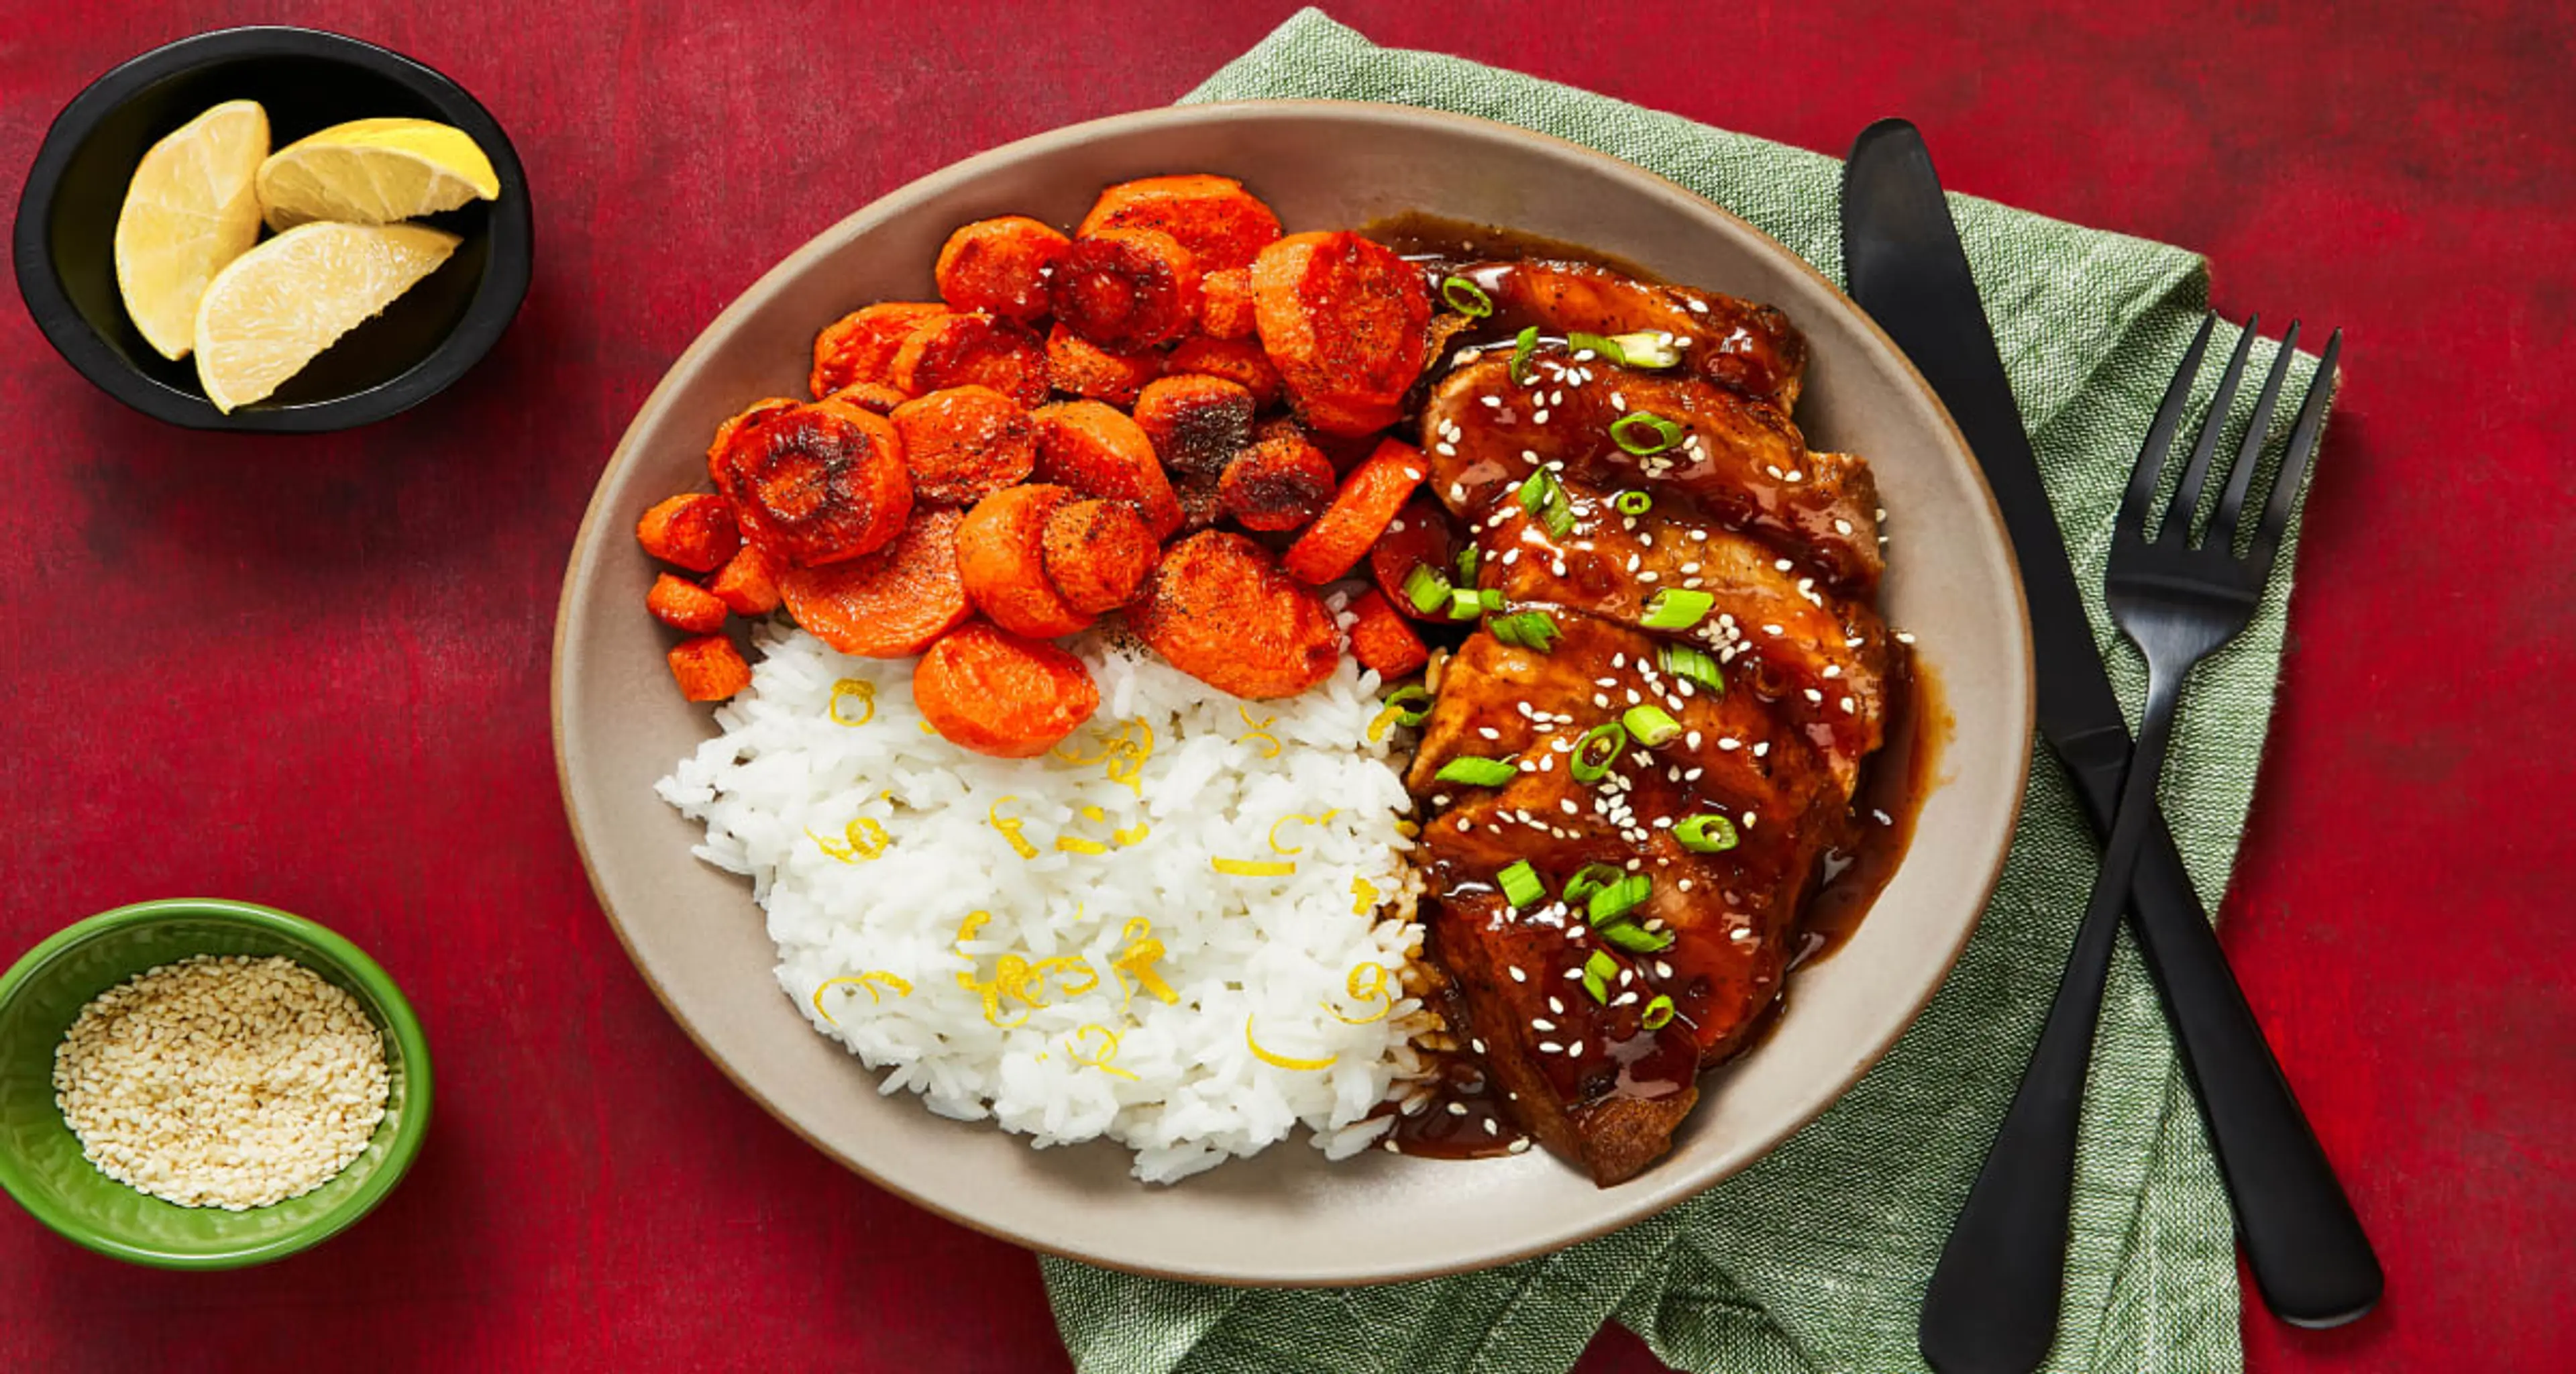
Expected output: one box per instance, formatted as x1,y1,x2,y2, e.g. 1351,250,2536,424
1839,118,2381,1359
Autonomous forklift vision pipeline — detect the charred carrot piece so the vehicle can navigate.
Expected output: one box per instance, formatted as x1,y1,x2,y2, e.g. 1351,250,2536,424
1044,323,1163,407
1281,437,1430,585
889,384,1036,506
709,401,913,568
708,543,783,616
1129,530,1342,700
647,572,730,633
890,312,1051,407
1041,498,1158,615
912,621,1101,759
1219,433,1336,532
1030,400,1183,539
820,381,910,415
777,507,972,657
708,398,799,484
1077,174,1282,274
637,493,742,574
934,215,1071,322
1050,228,1201,352
1344,588,1430,678
812,303,947,397
667,634,753,702
1133,374,1254,477
1165,335,1282,409
1250,231,1432,436
1368,495,1460,623
1198,267,1256,339
955,483,1093,638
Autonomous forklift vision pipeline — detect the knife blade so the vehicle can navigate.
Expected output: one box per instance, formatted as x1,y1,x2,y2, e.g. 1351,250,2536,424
1839,119,2381,1333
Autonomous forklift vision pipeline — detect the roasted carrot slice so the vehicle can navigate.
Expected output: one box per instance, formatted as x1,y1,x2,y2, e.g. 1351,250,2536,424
1030,400,1183,539
1133,374,1254,478
888,385,1036,507
890,312,1050,407
1050,228,1201,352
912,621,1101,759
1199,267,1255,339
637,493,741,573
710,401,913,568
1345,588,1430,678
1173,471,1224,534
812,302,947,397
1129,531,1341,700
1251,231,1432,436
1044,323,1162,407
1042,498,1157,614
1077,174,1282,274
1219,433,1336,532
955,484,1093,638
1368,495,1460,623
820,381,908,415
1165,335,1281,409
668,635,753,702
708,543,782,615
647,572,730,633
934,215,1071,323
777,507,971,657
708,398,799,482
1282,437,1430,584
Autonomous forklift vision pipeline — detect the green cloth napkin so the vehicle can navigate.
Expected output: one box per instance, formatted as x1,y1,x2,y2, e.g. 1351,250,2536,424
1044,11,2332,1372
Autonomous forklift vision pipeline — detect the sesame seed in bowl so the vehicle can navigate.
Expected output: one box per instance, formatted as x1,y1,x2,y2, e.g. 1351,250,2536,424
0,899,431,1269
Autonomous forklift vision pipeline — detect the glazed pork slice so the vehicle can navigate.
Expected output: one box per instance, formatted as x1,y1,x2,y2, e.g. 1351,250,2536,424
1407,616,1849,1183
1438,259,1810,409
1468,485,1893,791
1419,349,1882,594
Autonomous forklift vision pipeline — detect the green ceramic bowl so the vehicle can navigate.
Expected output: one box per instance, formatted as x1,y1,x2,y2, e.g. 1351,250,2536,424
0,899,431,1267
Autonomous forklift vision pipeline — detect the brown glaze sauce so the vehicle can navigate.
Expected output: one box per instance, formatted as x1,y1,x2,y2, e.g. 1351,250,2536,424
1352,215,1941,1163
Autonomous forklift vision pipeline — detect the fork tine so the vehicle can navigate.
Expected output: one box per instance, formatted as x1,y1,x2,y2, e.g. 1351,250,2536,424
2247,327,2342,577
2118,312,2218,539
2160,315,2259,543
2208,321,2301,551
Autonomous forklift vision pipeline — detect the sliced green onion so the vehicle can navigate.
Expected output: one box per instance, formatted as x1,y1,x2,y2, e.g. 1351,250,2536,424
1605,330,1683,368
1507,325,1540,384
1455,544,1481,584
1610,412,1686,456
1641,588,1715,630
1447,587,1486,621
1490,610,1558,653
1675,813,1740,853
1496,859,1544,908
1480,586,1505,613
1515,468,1553,514
1540,499,1578,539
1614,490,1653,516
1587,873,1652,924
1561,862,1625,905
1402,563,1451,615
1434,754,1517,787
1580,949,1619,1004
1381,684,1433,727
1658,643,1725,694
1570,721,1627,782
1622,704,1682,747
1641,994,1677,1029
1601,921,1675,954
1565,331,1627,365
1439,275,1494,319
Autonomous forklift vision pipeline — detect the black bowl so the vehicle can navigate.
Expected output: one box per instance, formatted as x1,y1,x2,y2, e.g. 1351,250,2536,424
11,26,532,431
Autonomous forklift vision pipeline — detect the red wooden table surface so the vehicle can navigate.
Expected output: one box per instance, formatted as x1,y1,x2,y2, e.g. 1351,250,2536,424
3,2,2567,1369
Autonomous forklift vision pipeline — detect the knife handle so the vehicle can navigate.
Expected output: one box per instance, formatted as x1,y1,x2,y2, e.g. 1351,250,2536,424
2057,753,2385,1326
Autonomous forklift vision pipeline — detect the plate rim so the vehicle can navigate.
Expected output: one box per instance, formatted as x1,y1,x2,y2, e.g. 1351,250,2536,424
551,97,2035,1285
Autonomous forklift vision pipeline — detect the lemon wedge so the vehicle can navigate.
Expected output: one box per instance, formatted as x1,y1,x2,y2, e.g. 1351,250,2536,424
254,117,499,231
114,100,270,361
192,221,461,412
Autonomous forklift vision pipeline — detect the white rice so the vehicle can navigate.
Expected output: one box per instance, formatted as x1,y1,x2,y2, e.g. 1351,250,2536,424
657,621,1432,1182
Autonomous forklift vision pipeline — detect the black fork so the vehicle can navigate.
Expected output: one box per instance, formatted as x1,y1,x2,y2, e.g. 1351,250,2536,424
1919,316,2344,1374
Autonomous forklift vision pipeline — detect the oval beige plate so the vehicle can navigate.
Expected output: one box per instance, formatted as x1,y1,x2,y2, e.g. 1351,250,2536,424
553,102,2033,1285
